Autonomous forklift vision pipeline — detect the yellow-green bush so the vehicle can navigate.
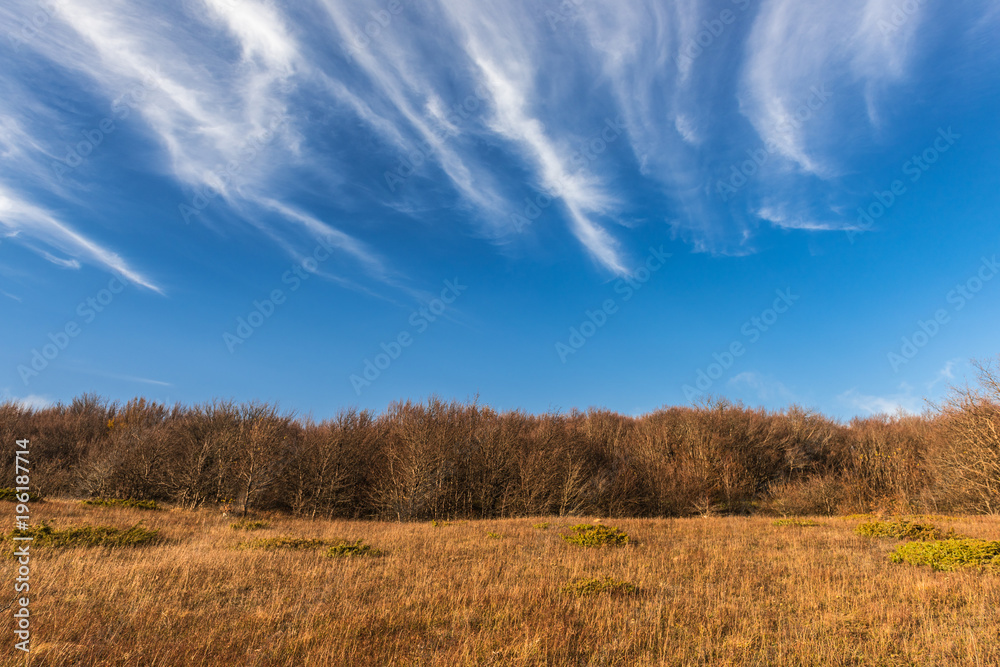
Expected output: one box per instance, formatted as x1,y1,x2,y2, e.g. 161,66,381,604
560,524,630,547
561,576,637,597
7,522,159,548
0,488,39,502
855,519,957,541
326,540,382,558
890,539,1000,571
238,537,331,550
773,518,821,527
82,497,159,510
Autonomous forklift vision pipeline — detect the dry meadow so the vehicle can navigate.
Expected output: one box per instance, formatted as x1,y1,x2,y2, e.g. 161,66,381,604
3,499,999,666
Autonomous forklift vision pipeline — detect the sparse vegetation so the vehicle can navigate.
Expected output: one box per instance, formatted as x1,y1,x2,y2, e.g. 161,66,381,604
5,521,159,548
533,522,550,529
326,540,382,558
0,487,39,502
890,538,1000,571
230,519,271,531
4,499,1000,665
855,519,958,541
82,497,159,510
561,575,637,597
560,523,630,547
773,518,821,527
237,536,332,550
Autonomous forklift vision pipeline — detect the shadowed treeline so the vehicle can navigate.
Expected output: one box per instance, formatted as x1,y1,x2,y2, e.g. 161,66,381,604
3,359,998,520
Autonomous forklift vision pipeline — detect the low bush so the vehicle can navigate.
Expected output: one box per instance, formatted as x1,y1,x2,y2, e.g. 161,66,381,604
7,522,159,548
561,576,637,597
533,522,550,530
890,539,1000,571
0,488,39,502
231,520,271,531
855,519,957,541
238,537,331,550
82,498,159,510
773,518,821,527
326,540,382,558
561,524,630,547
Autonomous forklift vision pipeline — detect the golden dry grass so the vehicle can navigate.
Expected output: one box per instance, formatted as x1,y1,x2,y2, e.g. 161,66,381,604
3,500,1000,666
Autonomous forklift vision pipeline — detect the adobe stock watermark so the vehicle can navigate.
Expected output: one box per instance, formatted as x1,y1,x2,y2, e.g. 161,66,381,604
887,255,998,372
16,276,130,386
344,0,407,61
383,85,490,193
677,0,752,69
716,84,832,201
847,127,960,244
349,279,467,394
6,0,57,52
545,0,588,30
223,234,341,352
51,69,164,183
555,246,671,363
179,113,290,224
12,438,32,654
509,115,627,233
877,0,926,35
682,288,799,401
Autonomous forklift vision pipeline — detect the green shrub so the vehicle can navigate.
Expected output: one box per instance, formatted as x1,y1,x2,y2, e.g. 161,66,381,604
486,532,502,539
855,519,958,541
238,537,331,550
231,520,271,531
0,488,39,502
773,518,821,527
560,524,630,547
430,520,451,528
326,540,382,558
561,576,637,597
533,522,550,530
6,522,159,548
890,539,1000,571
82,498,159,510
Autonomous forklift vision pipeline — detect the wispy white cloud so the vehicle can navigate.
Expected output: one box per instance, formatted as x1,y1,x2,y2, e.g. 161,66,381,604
0,0,988,290
0,184,161,291
740,0,925,175
927,359,962,393
728,371,795,403
0,389,54,410
839,384,925,416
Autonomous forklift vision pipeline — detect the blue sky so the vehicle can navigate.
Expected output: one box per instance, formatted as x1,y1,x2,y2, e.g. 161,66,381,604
1,0,999,420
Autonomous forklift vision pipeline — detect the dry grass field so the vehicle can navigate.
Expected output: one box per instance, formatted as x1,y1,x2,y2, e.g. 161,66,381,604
3,500,999,666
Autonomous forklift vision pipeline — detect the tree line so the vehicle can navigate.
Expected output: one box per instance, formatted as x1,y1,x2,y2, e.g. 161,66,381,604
2,359,998,519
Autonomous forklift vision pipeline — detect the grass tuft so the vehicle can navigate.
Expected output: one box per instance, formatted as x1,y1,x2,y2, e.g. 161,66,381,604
560,524,630,547
82,497,159,510
237,536,332,550
561,575,637,597
0,488,40,502
890,539,1000,571
855,519,958,541
326,540,383,558
773,518,822,527
6,521,159,548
